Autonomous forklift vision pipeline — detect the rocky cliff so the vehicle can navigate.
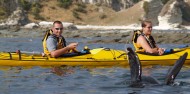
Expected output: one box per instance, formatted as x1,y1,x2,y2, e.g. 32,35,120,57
80,0,137,11
0,0,29,26
159,0,182,28
0,0,190,29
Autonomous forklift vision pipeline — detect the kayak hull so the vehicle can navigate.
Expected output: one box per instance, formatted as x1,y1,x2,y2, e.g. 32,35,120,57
0,47,189,67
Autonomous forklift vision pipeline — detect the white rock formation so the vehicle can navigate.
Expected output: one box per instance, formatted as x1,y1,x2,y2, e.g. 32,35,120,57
22,23,39,29
3,7,28,26
38,21,75,29
158,0,182,29
38,21,53,28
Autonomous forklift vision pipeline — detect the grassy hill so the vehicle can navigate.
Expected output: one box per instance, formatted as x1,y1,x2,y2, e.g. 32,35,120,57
27,0,139,26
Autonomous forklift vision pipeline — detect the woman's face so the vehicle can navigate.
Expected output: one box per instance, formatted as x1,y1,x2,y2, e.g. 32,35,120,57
142,23,152,36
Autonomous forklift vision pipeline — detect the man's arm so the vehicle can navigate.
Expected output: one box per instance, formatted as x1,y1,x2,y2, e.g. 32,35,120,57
46,37,69,57
46,37,78,57
51,43,78,57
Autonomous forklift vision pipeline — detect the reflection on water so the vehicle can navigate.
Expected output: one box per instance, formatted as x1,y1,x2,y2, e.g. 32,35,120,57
0,37,190,94
51,66,75,76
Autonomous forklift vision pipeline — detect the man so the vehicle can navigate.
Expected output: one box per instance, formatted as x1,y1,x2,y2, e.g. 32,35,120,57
133,20,164,55
42,21,78,57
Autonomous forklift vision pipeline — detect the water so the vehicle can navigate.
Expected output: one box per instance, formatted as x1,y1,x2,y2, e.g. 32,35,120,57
0,37,190,94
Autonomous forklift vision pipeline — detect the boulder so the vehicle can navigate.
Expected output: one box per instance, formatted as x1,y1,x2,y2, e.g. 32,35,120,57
39,21,53,28
5,7,29,26
144,0,163,25
180,0,190,24
22,23,39,29
158,0,182,28
38,21,77,30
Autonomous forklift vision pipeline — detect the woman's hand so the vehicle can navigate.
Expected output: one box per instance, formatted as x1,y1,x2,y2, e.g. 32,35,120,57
158,48,165,55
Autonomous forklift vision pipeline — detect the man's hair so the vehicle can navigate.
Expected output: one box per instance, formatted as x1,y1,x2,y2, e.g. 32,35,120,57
141,20,152,27
53,21,63,26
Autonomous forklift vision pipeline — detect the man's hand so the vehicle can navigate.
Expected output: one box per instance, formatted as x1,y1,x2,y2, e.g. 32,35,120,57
67,42,78,50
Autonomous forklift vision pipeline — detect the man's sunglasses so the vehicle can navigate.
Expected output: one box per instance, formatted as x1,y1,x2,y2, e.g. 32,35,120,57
55,28,63,30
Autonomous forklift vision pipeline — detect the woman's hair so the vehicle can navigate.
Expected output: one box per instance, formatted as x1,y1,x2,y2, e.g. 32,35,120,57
141,20,152,27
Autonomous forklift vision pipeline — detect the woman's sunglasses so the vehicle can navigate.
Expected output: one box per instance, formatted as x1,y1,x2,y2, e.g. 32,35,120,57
55,28,63,30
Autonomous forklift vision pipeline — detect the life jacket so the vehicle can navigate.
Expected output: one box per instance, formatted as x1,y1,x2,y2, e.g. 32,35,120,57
42,30,66,55
132,30,157,52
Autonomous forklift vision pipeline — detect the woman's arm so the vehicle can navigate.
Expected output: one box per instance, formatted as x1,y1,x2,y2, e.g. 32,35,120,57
137,36,159,54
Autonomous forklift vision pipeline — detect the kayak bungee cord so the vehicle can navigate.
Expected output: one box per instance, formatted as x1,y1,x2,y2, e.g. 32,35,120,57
104,48,117,59
111,49,116,60
8,52,12,60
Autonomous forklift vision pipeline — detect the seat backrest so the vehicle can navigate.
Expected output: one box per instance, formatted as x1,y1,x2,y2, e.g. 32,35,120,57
132,30,145,52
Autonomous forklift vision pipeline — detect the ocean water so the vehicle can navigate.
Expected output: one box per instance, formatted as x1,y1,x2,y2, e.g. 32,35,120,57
0,37,190,94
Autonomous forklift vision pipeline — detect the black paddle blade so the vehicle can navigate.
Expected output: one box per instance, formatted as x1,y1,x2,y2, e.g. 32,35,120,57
127,47,142,83
165,52,188,85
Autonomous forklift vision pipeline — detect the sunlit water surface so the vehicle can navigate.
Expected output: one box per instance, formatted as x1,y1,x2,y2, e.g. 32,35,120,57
0,37,190,94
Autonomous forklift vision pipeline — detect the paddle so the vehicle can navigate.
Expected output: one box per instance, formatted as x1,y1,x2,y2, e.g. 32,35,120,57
14,46,91,57
17,50,42,55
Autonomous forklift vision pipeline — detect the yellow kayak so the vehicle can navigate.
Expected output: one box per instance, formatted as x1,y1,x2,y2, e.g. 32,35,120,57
137,47,190,66
0,48,127,67
0,47,189,67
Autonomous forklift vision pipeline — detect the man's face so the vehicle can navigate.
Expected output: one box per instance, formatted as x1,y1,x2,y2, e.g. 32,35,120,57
52,23,63,37
143,23,152,35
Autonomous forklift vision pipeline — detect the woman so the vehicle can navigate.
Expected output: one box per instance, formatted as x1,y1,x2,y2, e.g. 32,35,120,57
135,20,164,55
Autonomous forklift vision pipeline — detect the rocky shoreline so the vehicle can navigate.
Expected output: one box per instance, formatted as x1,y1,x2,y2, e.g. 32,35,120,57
64,29,190,44
0,28,190,44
